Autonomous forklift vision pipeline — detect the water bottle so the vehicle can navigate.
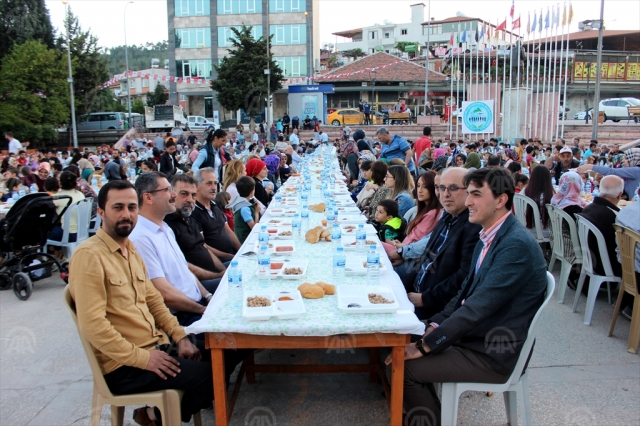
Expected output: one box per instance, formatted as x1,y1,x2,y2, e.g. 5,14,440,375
301,204,309,231
259,225,269,245
29,183,38,194
366,245,381,284
258,245,271,288
329,176,335,189
634,185,640,203
326,209,335,224
585,180,592,193
333,209,339,225
11,191,19,202
101,174,107,184
592,185,599,197
227,260,242,308
18,187,25,198
292,213,302,239
356,224,366,253
275,193,282,205
91,177,98,187
331,223,342,246
332,246,346,283
301,193,308,204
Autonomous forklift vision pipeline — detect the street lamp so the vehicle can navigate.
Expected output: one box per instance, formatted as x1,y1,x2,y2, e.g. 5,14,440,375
305,11,313,82
579,3,605,139
124,1,133,129
61,1,78,149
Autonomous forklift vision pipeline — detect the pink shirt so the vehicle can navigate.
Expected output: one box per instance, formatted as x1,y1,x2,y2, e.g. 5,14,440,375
475,211,512,272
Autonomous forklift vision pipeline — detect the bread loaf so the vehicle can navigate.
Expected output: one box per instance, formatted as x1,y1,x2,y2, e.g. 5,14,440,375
298,283,324,299
316,282,335,295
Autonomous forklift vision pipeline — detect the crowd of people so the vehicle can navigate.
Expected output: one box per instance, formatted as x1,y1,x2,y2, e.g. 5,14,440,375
5,121,639,426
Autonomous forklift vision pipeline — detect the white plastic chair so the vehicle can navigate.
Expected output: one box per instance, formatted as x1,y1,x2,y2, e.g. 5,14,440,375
513,193,550,244
572,215,620,325
46,198,93,258
89,214,102,235
546,204,583,304
440,272,555,426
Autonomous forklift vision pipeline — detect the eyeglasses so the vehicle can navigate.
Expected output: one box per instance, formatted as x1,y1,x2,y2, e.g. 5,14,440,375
146,186,172,195
436,185,466,194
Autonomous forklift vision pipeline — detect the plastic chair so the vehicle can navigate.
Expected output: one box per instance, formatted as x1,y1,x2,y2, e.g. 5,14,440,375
513,194,549,244
609,225,640,354
63,286,202,426
45,198,93,258
546,204,582,304
572,215,619,325
440,272,555,426
89,213,102,236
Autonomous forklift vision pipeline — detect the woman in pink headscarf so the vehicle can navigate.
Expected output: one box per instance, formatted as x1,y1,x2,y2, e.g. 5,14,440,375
550,171,586,266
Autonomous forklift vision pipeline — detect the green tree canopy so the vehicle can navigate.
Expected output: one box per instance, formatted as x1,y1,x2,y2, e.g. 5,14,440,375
211,25,283,116
0,40,69,126
56,6,110,116
104,41,168,76
0,0,55,61
146,83,168,107
395,41,420,53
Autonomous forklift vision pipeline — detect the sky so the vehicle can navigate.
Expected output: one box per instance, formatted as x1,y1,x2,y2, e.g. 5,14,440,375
46,0,640,50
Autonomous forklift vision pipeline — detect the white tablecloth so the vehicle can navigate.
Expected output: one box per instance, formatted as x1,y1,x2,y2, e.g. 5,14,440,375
185,158,425,337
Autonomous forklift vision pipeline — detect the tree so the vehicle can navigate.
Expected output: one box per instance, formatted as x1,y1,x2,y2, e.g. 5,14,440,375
55,6,110,116
211,25,283,116
0,0,55,61
327,54,339,69
104,41,168,76
146,84,168,107
342,48,366,59
131,99,146,114
0,40,69,126
395,41,420,53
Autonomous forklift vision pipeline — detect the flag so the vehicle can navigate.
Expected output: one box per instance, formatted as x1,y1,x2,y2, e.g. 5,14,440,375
562,4,567,26
450,30,455,46
478,24,484,40
475,28,479,42
568,2,574,24
527,13,531,34
461,29,467,42
539,9,543,32
497,20,507,31
512,17,521,30
545,8,550,29
531,12,537,32
510,0,515,18
553,5,559,26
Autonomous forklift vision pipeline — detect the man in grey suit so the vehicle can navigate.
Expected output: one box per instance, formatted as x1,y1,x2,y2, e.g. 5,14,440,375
386,167,547,426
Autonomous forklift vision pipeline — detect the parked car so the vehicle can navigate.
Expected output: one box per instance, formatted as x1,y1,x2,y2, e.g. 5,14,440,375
573,108,593,120
77,112,127,131
598,98,640,122
328,108,363,126
187,115,219,130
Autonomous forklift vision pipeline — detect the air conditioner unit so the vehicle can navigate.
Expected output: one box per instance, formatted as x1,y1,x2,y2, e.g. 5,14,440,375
399,91,408,98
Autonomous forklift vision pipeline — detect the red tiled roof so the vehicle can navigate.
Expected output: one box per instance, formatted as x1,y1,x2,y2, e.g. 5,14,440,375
317,52,446,83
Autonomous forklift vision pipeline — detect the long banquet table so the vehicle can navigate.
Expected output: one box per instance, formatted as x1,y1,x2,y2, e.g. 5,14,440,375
186,147,424,425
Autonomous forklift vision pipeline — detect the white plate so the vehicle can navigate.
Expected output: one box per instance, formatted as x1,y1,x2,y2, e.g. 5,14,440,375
336,215,367,225
337,285,399,314
271,226,294,240
342,236,380,251
242,290,306,321
254,240,296,256
277,260,309,280
335,206,360,214
344,256,386,275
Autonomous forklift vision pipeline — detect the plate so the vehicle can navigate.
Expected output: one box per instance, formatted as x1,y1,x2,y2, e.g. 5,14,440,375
335,206,360,214
254,240,296,255
344,256,386,275
242,290,306,321
336,285,399,314
271,226,293,240
336,215,367,225
342,237,379,251
278,260,309,280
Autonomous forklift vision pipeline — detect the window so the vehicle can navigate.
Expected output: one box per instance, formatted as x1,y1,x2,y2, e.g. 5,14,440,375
270,24,306,45
175,0,210,17
218,26,262,47
269,0,305,13
370,48,375,54
142,78,149,88
120,83,127,91
217,0,262,14
385,49,390,53
401,29,408,35
424,24,442,35
273,56,307,77
175,28,211,48
370,31,376,39
180,95,187,101
176,60,212,78
384,32,391,39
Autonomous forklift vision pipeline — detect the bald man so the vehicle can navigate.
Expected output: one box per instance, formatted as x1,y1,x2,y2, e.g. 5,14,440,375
580,175,624,279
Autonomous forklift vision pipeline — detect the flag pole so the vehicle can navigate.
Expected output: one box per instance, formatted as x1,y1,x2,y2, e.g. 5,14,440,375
515,14,522,140
534,9,543,141
529,12,539,139
456,21,461,140
495,18,499,140
507,22,513,142
449,31,454,140
555,2,566,141
551,4,560,141
540,8,549,142
523,12,531,139
561,2,573,138
501,18,507,142
475,26,480,141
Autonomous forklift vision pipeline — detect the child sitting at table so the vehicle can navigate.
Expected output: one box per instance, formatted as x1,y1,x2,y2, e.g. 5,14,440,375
514,173,529,193
216,191,234,231
227,176,260,244
1,178,21,202
374,199,406,243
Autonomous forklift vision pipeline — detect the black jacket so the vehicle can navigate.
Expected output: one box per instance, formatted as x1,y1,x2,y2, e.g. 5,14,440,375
159,151,177,176
579,197,621,276
253,177,271,208
425,215,548,376
412,209,482,320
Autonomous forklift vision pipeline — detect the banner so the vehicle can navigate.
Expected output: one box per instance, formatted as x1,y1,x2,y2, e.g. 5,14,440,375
460,100,495,134
301,95,318,117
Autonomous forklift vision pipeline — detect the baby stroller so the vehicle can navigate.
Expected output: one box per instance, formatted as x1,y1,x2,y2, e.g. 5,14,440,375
0,193,72,300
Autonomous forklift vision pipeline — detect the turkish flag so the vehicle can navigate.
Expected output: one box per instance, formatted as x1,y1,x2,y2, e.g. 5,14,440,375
496,20,507,31
512,17,521,30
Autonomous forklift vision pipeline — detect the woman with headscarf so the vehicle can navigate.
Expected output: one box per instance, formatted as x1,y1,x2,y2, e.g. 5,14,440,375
578,147,640,200
77,158,95,182
246,158,273,207
463,152,481,169
431,150,449,171
549,171,587,267
341,139,360,182
502,148,520,168
353,129,373,153
454,152,467,167
263,151,280,189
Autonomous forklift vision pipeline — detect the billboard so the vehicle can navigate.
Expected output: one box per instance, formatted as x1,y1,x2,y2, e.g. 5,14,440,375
461,100,495,134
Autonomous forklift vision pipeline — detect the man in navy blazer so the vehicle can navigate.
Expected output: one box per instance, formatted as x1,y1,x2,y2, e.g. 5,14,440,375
387,167,547,426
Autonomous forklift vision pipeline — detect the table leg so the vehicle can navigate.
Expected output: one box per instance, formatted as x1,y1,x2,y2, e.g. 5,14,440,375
245,352,256,383
390,346,405,426
369,348,379,383
211,348,229,426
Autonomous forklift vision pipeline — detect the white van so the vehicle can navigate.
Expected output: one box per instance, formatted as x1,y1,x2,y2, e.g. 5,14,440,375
187,116,219,129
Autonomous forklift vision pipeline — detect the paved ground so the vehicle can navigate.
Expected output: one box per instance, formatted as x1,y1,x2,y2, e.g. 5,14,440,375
1,267,639,426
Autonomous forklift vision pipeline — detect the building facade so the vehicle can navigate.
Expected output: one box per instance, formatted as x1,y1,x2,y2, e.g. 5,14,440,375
167,0,320,121
113,68,170,105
